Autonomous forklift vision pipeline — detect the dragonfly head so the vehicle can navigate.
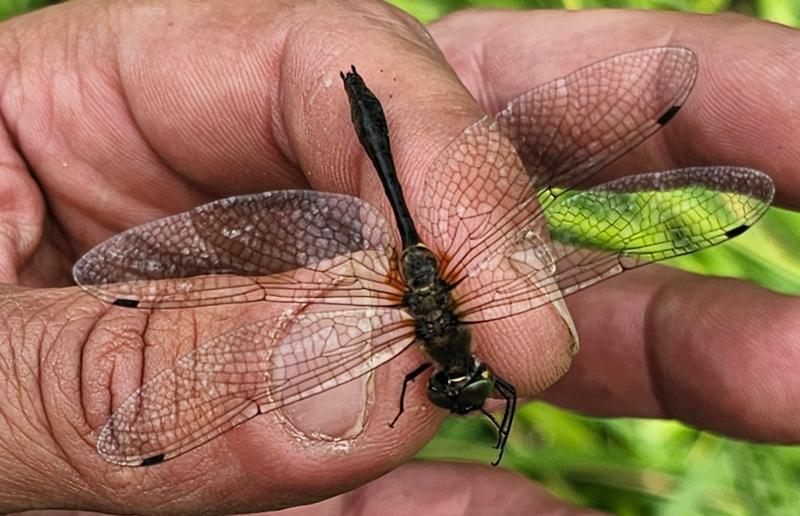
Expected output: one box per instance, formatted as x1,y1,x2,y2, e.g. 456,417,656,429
427,358,495,415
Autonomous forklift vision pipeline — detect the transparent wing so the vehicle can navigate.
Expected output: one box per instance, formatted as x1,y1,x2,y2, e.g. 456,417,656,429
455,167,774,322
73,190,403,309
419,117,541,284
419,47,698,286
96,307,416,466
500,47,697,191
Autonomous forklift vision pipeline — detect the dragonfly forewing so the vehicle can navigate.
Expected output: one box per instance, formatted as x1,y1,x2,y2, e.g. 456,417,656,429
497,46,697,192
73,190,402,308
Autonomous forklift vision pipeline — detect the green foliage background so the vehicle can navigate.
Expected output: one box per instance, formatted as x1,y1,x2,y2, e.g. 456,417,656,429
3,1,799,514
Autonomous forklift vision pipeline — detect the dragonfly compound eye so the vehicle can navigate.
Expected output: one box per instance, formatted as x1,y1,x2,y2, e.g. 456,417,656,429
427,362,496,414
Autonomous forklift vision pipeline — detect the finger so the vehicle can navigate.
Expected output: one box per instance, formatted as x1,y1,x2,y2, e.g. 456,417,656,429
431,9,800,206
541,267,800,444
5,0,488,248
277,461,603,516
0,1,574,513
10,462,603,516
0,285,438,513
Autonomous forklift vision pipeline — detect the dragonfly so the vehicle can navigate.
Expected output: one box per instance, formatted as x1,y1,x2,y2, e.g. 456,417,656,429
73,47,775,467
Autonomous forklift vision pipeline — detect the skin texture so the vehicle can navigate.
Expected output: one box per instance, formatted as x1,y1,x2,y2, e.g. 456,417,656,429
0,0,797,514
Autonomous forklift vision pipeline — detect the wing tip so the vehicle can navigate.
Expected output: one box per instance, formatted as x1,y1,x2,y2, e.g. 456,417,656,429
656,104,682,126
140,453,166,466
112,298,140,308
725,224,750,239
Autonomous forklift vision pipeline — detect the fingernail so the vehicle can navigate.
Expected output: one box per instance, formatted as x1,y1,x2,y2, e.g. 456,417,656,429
278,374,370,440
270,306,371,441
551,296,579,355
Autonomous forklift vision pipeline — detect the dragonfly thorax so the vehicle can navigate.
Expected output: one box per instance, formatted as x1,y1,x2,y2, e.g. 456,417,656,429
401,244,472,365
400,244,440,291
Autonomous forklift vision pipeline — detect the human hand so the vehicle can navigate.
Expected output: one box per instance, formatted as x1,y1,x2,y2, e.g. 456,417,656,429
0,1,797,514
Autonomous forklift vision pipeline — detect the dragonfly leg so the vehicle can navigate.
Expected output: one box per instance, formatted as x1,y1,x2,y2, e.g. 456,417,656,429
480,408,502,432
389,362,432,428
491,376,517,466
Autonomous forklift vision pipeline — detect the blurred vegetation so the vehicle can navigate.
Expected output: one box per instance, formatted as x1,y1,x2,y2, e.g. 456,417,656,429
390,0,800,25
0,0,51,20
3,0,799,514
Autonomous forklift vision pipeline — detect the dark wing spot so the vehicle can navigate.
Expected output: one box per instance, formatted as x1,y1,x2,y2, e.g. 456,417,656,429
725,225,750,238
140,453,166,466
112,298,140,308
657,105,681,126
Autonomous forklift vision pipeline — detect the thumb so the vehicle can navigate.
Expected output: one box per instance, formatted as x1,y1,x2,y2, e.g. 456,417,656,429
0,284,438,513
